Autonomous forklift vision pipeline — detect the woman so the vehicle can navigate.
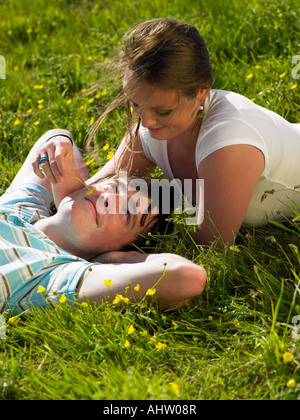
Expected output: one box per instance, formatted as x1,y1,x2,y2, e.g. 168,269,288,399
88,18,300,246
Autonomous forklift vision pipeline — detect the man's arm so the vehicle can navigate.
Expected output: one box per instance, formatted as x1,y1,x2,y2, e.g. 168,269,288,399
11,129,90,205
78,252,207,308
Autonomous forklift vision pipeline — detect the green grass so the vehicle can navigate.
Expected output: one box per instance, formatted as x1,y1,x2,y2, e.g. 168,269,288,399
0,0,300,400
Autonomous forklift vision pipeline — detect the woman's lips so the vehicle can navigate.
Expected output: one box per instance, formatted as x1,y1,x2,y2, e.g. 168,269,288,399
148,126,165,134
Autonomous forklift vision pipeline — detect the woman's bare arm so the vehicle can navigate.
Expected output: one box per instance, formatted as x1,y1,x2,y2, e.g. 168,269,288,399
195,144,265,246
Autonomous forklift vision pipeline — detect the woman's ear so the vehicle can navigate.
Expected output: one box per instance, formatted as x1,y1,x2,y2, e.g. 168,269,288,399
197,87,211,103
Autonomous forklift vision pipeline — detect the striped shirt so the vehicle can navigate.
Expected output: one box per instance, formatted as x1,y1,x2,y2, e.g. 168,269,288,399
0,183,92,315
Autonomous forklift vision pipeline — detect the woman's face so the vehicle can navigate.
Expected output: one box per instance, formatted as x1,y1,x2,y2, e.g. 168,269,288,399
125,76,208,140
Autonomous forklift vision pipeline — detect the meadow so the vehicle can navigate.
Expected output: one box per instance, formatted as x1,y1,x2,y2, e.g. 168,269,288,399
0,0,300,400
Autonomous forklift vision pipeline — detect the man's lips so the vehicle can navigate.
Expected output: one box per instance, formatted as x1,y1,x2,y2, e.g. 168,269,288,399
85,197,98,222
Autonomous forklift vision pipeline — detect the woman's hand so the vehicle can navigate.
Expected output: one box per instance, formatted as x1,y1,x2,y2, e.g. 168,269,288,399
32,136,74,184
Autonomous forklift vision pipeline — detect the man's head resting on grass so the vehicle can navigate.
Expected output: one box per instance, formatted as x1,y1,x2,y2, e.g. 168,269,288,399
39,173,174,260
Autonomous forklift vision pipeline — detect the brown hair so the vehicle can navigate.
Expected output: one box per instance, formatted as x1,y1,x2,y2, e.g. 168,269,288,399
94,173,175,251
87,18,213,169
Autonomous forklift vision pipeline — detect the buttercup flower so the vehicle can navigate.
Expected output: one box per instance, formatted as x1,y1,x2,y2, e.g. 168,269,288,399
283,352,293,363
107,150,115,160
155,342,167,352
146,288,156,296
127,325,135,335
59,295,67,303
113,294,129,304
8,316,19,326
103,279,113,287
123,340,130,348
287,378,296,388
171,383,180,396
37,285,47,294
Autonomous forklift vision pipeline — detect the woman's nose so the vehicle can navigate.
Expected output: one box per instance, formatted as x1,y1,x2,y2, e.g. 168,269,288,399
140,110,157,128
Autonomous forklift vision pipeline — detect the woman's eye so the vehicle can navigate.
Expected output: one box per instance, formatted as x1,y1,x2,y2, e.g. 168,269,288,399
157,110,171,117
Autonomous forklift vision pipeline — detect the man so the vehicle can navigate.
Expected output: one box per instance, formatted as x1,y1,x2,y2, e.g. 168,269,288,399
0,129,206,315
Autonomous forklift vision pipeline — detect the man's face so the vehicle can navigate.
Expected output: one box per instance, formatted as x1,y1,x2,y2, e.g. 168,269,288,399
54,177,155,258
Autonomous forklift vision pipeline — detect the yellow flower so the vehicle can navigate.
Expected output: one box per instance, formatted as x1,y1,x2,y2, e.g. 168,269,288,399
134,284,140,292
146,288,156,296
14,118,21,126
127,325,135,335
90,116,95,124
26,109,33,114
291,84,298,90
66,99,72,105
81,302,89,307
274,25,278,31
37,285,47,294
171,383,180,396
287,378,296,388
8,316,19,326
107,150,115,160
279,72,286,78
37,99,44,104
59,295,67,303
38,104,43,109
88,98,94,104
278,12,283,18
87,56,93,61
172,321,178,330
33,84,44,90
26,28,32,34
3,130,7,139
155,342,167,352
283,352,293,363
145,240,151,246
113,294,129,304
33,120,40,126
102,143,109,151
246,73,253,79
85,187,95,196
123,340,130,348
103,279,113,287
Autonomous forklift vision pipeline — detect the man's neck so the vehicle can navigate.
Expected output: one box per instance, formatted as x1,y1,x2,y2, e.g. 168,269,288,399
34,217,93,260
